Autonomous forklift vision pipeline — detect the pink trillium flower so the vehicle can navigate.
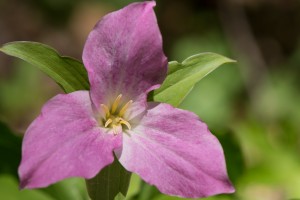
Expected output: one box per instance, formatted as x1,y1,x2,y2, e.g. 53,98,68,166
19,1,234,198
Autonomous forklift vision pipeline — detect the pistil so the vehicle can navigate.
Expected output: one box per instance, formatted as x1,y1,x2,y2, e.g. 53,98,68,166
100,94,132,135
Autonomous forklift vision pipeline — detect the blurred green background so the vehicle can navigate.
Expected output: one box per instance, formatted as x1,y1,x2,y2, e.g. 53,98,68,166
1,0,300,200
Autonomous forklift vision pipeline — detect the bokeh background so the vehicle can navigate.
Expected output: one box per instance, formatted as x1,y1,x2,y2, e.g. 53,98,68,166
1,0,300,200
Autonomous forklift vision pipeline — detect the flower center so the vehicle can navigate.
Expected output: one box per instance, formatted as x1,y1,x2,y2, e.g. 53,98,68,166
100,94,132,135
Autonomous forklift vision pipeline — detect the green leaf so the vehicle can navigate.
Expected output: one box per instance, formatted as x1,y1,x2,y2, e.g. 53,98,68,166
86,159,131,200
0,41,89,93
126,174,141,199
153,53,236,107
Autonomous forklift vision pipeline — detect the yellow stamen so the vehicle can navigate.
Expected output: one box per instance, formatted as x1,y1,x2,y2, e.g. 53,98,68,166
111,94,122,114
119,118,131,130
104,118,113,127
119,100,133,117
99,94,133,135
101,104,110,118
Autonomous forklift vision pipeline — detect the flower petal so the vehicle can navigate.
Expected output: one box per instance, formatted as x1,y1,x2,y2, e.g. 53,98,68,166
19,91,122,189
82,1,167,116
116,103,234,198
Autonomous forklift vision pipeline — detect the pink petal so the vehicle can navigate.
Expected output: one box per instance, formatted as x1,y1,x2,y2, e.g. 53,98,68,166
116,103,234,198
82,1,167,117
19,91,122,189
